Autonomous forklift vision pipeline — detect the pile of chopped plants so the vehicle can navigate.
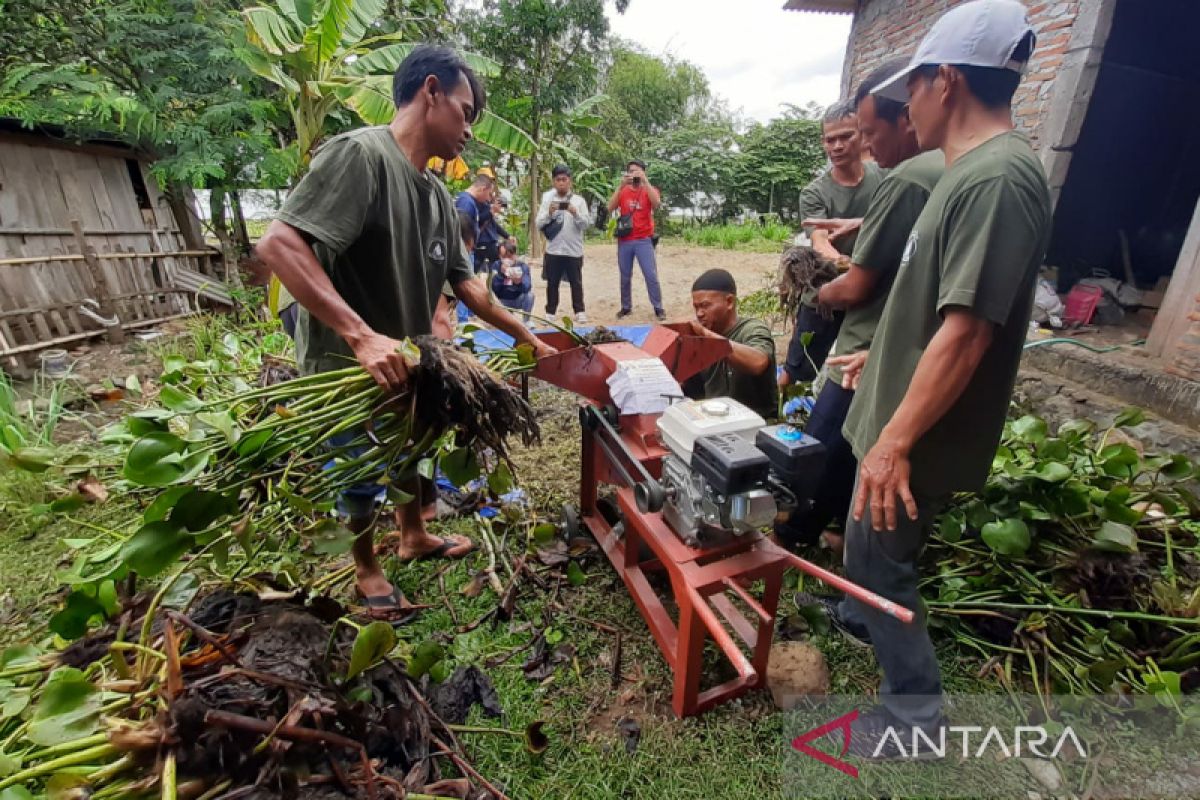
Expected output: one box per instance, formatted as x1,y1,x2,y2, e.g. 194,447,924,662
920,408,1200,698
0,588,510,799
0,324,549,797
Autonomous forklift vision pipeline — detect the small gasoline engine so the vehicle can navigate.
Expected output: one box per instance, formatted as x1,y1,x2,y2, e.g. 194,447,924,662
657,398,824,548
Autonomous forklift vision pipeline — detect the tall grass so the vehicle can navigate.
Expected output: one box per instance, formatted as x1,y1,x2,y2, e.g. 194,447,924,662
0,370,64,449
679,221,793,251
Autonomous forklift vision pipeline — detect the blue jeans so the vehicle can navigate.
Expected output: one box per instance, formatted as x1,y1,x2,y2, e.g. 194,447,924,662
498,291,534,315
784,305,844,382
841,482,945,727
617,237,663,313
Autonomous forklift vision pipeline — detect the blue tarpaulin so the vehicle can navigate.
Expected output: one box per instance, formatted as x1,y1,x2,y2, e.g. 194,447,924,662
467,324,654,351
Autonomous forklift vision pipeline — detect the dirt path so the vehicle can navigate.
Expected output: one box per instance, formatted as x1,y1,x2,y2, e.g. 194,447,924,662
533,241,781,325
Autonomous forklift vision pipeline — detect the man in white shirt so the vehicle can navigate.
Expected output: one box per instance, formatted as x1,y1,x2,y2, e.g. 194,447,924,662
536,164,592,323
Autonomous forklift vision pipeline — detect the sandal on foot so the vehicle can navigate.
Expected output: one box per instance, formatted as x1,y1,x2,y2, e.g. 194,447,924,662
355,586,420,625
398,534,475,563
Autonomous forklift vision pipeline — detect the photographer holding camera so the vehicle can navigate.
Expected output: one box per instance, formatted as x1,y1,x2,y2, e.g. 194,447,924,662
607,159,665,321
536,164,592,323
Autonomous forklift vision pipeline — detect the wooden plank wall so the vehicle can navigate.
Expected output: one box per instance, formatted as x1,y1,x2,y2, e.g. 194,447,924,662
0,133,220,363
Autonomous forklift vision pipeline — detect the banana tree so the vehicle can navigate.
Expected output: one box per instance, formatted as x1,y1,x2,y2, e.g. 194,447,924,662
239,0,534,169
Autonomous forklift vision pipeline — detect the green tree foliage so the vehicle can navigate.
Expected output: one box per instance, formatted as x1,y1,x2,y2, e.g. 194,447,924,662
642,117,737,218
463,0,613,253
604,46,710,139
725,111,826,221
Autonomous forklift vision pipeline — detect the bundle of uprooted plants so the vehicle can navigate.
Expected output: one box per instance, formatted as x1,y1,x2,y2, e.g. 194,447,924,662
915,408,1200,699
777,245,838,318
116,334,537,527
0,589,511,798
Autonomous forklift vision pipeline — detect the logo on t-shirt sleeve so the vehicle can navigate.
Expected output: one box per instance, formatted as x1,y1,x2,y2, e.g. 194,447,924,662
900,231,919,267
428,237,447,265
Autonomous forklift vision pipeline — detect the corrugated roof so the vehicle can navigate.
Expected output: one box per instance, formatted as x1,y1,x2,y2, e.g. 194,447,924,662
782,0,856,13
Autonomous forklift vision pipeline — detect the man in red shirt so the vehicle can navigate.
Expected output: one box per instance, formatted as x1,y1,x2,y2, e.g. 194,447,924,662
607,159,666,320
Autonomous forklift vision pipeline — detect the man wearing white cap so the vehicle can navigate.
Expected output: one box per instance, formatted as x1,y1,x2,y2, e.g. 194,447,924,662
835,0,1052,756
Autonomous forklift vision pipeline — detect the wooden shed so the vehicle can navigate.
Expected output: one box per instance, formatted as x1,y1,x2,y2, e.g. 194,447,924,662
0,118,229,370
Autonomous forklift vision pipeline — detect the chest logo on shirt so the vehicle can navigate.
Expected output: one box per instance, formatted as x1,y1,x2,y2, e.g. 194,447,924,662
900,231,919,267
428,237,447,265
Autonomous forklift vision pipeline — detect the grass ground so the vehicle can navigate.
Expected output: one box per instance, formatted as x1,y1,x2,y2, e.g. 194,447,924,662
3,314,1193,798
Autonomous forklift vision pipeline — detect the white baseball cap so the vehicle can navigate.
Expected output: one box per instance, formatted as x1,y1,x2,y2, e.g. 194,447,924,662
873,0,1036,103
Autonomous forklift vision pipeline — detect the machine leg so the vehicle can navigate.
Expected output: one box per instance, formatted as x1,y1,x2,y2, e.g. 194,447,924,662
672,593,706,718
752,568,785,683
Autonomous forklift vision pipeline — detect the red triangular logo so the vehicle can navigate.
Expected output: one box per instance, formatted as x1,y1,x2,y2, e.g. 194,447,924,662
790,709,860,779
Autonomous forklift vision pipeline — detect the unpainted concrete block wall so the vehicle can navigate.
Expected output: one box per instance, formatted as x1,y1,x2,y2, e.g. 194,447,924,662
842,0,1082,151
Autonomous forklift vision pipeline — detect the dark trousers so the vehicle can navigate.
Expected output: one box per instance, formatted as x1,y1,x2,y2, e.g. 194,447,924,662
784,305,844,382
474,242,500,275
776,380,857,546
841,479,945,727
544,254,585,314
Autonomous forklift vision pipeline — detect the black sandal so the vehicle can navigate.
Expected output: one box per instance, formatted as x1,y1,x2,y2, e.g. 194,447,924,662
356,585,421,625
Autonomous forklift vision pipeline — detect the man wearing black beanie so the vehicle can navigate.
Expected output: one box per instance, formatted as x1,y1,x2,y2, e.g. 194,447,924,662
682,269,778,419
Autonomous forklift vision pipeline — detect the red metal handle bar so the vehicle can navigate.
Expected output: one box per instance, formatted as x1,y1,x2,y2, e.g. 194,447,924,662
776,549,915,624
685,586,756,682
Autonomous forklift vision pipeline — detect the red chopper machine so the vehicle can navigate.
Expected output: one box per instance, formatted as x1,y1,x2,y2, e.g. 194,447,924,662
530,323,913,718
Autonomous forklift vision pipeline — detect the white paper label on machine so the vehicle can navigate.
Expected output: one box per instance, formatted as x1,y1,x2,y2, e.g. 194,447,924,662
606,357,683,415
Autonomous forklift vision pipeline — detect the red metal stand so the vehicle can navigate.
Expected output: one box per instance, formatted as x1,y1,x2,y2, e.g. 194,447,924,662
533,325,913,717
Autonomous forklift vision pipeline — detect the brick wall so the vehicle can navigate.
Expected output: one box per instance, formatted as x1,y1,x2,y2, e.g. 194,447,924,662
842,0,1082,151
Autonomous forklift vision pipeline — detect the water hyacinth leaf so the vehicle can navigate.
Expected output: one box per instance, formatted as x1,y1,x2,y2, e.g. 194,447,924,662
1146,670,1182,704
0,787,34,800
1092,521,1138,553
1160,454,1194,482
1087,658,1124,689
1011,415,1048,444
1113,407,1145,428
386,484,415,505
126,374,142,395
127,409,172,436
169,489,238,532
49,493,88,513
0,645,40,669
799,331,814,348
10,446,56,472
124,432,188,486
441,447,480,488
0,748,21,776
162,354,187,377
981,518,1031,556
937,511,964,543
48,590,107,640
307,519,356,556
196,411,240,446
158,384,202,413
1018,501,1053,521
162,572,201,610
347,621,397,680
1032,462,1072,483
1058,418,1094,440
1101,485,1142,525
566,561,586,586
120,521,193,577
1100,443,1139,479
417,457,435,480
1039,438,1071,461
235,428,273,458
428,660,451,683
144,486,192,523
532,523,557,545
27,668,101,746
407,641,445,679
515,342,536,366
488,460,514,496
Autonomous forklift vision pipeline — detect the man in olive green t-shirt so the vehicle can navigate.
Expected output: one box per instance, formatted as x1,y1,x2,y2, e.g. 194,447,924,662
781,103,885,386
682,269,778,420
257,46,555,621
833,0,1052,756
775,58,944,553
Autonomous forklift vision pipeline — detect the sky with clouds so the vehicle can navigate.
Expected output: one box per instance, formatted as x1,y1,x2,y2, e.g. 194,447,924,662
605,1,853,124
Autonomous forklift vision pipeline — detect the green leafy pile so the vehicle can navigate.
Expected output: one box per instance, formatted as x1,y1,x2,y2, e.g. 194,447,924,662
926,408,1200,699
